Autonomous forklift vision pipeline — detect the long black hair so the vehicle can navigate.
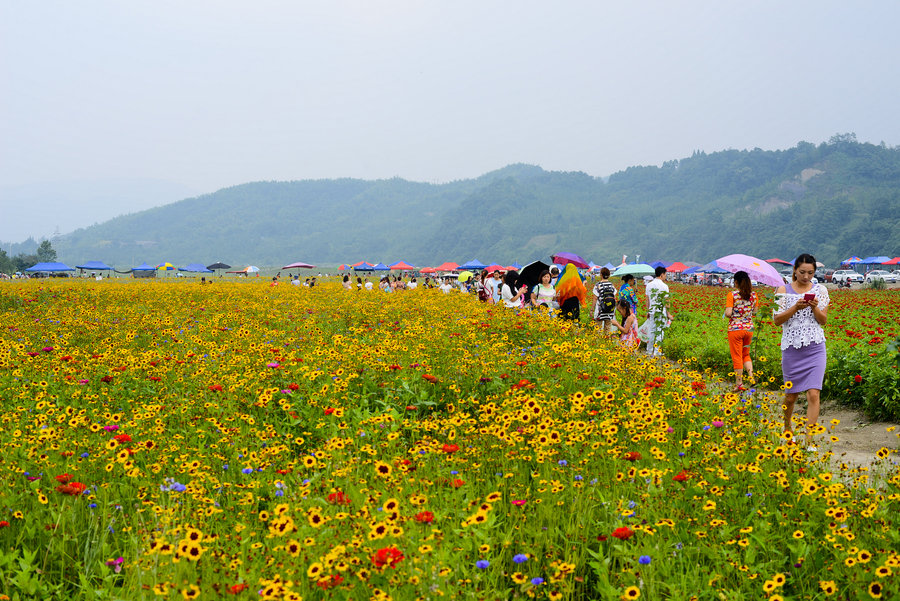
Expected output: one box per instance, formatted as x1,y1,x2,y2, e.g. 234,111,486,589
503,270,519,289
617,298,632,324
792,253,816,281
734,270,752,300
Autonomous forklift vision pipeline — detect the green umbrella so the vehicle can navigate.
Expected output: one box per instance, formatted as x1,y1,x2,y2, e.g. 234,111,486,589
611,263,656,278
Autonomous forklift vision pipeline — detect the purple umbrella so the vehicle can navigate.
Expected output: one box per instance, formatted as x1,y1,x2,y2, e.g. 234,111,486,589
282,262,316,269
551,252,590,269
714,254,785,288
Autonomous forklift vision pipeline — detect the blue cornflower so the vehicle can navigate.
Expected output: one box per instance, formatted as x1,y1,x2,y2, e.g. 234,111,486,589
513,554,528,564
476,560,490,569
241,468,253,475
638,555,651,565
531,577,544,586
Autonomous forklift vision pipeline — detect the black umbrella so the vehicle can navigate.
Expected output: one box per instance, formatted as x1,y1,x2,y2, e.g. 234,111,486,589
207,262,231,270
516,260,550,289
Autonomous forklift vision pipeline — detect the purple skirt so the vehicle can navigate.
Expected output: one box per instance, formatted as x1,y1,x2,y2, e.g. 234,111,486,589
782,342,826,392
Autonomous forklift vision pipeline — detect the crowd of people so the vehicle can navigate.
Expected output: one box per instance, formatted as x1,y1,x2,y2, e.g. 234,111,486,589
336,255,831,452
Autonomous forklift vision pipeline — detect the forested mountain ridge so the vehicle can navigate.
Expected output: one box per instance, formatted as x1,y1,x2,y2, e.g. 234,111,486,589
51,136,900,267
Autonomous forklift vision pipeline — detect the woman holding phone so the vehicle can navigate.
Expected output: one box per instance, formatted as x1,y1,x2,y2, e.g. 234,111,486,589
773,253,829,451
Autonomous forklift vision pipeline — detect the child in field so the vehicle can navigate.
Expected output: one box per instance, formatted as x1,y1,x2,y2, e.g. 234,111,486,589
611,299,639,351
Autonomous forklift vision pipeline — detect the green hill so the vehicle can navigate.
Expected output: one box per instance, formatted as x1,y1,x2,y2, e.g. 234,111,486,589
53,135,900,268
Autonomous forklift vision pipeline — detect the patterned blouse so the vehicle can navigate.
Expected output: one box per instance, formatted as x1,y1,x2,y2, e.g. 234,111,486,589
726,291,757,332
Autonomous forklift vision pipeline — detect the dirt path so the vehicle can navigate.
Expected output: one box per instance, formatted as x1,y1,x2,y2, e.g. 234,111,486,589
814,399,899,469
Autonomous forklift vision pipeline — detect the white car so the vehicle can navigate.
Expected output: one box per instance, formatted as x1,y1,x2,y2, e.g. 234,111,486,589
831,270,864,284
865,270,898,284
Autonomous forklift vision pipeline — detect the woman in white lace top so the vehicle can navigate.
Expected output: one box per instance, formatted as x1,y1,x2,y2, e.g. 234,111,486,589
773,253,829,450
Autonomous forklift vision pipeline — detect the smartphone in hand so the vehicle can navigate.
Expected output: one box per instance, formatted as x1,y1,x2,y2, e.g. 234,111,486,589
803,293,815,302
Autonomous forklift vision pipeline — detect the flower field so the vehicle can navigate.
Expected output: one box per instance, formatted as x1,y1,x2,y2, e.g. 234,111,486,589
662,285,900,421
1,279,899,600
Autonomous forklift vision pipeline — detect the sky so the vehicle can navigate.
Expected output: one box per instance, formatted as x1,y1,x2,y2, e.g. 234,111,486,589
2,0,900,242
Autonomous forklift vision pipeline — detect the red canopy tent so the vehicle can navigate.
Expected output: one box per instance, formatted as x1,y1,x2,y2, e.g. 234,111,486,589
420,267,438,273
485,264,506,273
883,257,900,265
667,261,688,272
390,261,416,270
435,262,459,271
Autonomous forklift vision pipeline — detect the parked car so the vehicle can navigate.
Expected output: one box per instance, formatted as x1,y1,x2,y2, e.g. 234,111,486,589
821,269,836,283
864,270,898,284
831,270,864,285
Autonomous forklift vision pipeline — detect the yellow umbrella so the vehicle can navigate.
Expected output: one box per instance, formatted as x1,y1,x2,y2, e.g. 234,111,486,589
458,271,474,282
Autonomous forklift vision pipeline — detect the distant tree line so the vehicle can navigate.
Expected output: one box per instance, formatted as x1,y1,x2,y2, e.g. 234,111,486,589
0,240,57,274
14,135,900,268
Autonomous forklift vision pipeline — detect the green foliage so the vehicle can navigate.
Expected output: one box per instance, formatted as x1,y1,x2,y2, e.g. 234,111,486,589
36,240,57,262
49,137,900,267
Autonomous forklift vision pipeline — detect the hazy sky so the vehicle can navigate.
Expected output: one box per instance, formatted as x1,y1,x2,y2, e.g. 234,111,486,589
2,1,900,241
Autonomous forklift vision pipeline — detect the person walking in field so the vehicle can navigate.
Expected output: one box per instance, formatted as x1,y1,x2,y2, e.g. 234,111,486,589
645,266,673,357
619,274,638,316
592,267,618,334
774,253,829,452
724,270,757,391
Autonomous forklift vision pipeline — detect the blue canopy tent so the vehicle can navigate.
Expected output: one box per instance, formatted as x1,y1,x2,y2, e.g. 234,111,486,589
459,259,488,270
371,263,390,271
353,262,375,271
649,260,670,269
179,263,213,273
511,261,523,270
698,261,731,274
604,262,616,270
25,262,75,272
682,266,701,275
130,262,157,278
860,256,891,265
75,260,113,271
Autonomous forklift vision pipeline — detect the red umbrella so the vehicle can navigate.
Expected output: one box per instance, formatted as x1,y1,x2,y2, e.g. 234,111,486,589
766,258,792,265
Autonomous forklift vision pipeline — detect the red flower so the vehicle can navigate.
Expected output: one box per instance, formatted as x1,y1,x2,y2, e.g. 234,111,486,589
324,407,335,415
449,478,465,488
422,374,438,383
414,511,434,523
316,575,344,590
327,491,352,505
208,384,223,392
114,434,132,443
100,375,114,383
56,482,87,495
854,375,862,383
623,452,642,462
228,583,249,594
55,473,73,484
0,521,9,528
442,444,459,454
288,382,300,391
611,527,634,541
372,546,404,568
673,470,690,482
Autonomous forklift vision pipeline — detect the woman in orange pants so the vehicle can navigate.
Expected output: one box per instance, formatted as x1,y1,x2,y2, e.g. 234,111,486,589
725,271,757,391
